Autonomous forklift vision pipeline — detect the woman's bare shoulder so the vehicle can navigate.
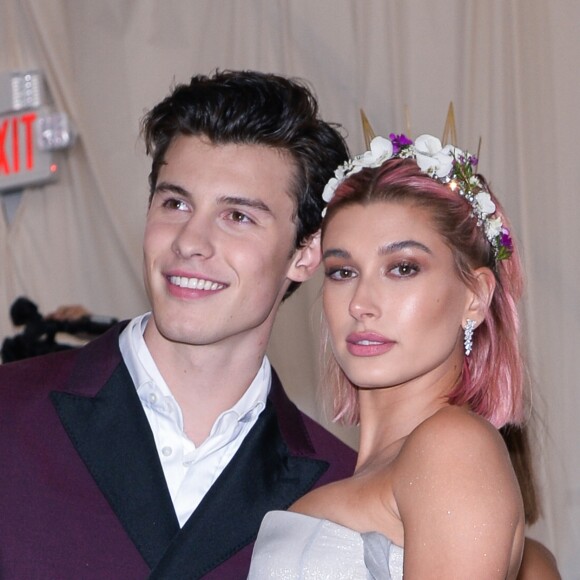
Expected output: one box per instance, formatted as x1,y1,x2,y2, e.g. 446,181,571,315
396,406,508,473
392,406,525,578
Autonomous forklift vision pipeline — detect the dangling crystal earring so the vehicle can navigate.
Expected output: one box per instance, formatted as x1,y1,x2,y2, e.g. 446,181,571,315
463,319,476,356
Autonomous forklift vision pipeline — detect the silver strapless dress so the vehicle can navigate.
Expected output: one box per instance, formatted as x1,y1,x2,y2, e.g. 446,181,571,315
248,510,404,579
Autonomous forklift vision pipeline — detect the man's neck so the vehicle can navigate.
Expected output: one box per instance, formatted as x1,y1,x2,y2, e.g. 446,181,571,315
143,322,269,444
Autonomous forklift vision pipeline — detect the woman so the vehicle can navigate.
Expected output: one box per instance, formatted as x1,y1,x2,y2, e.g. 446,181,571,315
249,134,527,578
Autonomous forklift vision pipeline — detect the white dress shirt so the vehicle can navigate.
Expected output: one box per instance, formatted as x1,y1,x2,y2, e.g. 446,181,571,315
119,313,270,527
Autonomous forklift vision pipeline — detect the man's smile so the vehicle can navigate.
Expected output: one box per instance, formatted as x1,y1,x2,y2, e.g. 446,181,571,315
168,275,227,291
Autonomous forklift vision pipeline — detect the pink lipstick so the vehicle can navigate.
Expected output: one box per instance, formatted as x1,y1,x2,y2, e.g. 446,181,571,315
345,332,395,357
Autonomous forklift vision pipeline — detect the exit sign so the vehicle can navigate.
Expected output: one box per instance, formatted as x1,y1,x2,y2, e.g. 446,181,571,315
0,107,57,192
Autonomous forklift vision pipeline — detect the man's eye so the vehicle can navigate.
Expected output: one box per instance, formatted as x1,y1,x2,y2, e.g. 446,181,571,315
162,198,188,211
227,211,253,224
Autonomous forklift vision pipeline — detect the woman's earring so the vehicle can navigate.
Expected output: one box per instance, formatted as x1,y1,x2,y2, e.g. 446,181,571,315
464,319,476,356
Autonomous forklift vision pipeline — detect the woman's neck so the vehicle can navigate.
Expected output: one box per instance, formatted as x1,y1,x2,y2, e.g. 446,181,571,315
354,376,454,470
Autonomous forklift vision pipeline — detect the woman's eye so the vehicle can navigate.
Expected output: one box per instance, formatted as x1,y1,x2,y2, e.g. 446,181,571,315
390,262,419,277
326,267,357,281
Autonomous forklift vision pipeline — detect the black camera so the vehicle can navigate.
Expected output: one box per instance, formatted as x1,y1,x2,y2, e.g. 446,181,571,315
1,297,116,363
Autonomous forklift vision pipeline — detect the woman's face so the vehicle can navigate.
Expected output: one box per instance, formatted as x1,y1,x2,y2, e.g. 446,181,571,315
322,201,473,392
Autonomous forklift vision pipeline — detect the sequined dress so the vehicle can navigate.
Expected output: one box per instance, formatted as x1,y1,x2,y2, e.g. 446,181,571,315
247,510,404,579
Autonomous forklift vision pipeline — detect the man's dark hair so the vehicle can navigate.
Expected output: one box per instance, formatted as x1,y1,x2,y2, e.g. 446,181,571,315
141,70,349,298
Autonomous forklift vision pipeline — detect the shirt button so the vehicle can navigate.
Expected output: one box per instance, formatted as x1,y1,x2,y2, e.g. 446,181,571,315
162,446,172,457
149,393,157,403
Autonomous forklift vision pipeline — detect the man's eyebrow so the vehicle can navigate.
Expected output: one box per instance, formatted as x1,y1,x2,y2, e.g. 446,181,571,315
378,240,432,255
217,195,272,214
153,184,273,214
154,181,190,197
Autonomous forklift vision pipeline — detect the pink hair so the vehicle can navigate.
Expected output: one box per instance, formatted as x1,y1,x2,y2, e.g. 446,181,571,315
320,158,526,429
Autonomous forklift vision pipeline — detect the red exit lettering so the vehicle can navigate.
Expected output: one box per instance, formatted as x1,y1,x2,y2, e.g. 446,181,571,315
0,112,37,175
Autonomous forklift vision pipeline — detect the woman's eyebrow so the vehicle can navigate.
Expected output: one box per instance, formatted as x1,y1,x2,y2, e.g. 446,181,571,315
322,248,351,260
378,240,432,255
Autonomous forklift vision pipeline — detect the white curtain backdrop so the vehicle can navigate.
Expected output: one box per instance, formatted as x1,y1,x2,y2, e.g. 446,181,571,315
1,1,578,576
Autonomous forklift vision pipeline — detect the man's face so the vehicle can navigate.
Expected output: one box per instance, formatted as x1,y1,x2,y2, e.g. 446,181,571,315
143,135,312,354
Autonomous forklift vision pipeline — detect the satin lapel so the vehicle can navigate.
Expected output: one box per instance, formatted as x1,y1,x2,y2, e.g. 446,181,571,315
51,362,179,569
149,401,329,579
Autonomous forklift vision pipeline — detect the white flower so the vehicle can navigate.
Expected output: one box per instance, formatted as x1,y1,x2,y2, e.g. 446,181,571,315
322,177,339,202
335,165,348,180
320,131,512,261
414,134,455,178
442,144,465,160
353,136,393,168
485,216,503,239
475,191,496,217
469,175,481,188
322,137,393,205
413,134,442,157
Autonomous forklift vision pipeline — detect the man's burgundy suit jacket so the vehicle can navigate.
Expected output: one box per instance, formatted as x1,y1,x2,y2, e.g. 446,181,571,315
0,323,356,579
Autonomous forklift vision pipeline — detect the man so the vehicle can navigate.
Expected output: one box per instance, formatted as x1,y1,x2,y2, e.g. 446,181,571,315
0,70,355,578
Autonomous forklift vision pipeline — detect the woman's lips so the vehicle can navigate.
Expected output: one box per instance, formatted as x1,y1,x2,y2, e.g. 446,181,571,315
346,332,395,356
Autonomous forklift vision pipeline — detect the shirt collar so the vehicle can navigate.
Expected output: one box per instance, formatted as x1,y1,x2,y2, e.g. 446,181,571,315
119,313,271,432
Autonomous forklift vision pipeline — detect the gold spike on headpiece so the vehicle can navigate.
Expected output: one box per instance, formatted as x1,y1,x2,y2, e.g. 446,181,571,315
404,104,412,138
475,136,482,171
360,109,376,150
359,102,481,170
441,102,458,146
336,104,510,261
361,102,458,145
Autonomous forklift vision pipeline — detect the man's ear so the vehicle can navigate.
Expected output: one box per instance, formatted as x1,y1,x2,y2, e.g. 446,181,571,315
464,267,496,324
288,231,322,283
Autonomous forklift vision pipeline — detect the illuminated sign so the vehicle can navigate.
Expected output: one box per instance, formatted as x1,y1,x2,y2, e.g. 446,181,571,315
0,107,57,191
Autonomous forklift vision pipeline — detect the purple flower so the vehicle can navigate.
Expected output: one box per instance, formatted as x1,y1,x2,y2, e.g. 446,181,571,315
500,228,513,251
389,133,413,155
496,228,514,261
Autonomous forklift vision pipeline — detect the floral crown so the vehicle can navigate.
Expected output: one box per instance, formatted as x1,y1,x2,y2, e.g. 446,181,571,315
322,133,513,262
